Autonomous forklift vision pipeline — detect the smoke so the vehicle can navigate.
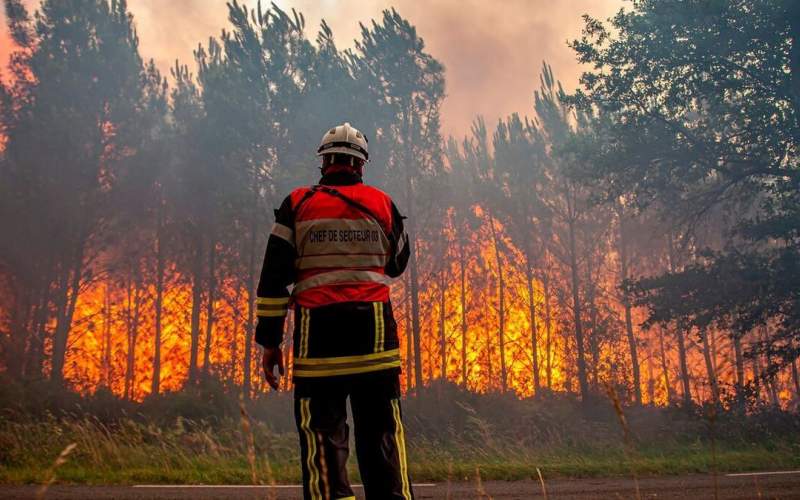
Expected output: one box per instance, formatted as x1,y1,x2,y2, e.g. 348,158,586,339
383,0,624,138
0,0,624,137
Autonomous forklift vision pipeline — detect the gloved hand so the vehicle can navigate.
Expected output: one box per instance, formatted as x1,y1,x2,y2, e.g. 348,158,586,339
262,346,285,390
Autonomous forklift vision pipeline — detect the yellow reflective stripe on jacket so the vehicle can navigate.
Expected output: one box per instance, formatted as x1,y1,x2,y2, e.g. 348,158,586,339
295,348,400,366
270,222,295,246
256,308,287,317
294,270,393,294
296,253,388,270
293,348,401,377
256,296,289,317
293,360,401,378
257,297,289,305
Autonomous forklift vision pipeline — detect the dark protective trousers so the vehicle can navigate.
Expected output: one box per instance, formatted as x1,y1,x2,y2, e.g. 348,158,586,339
293,369,414,500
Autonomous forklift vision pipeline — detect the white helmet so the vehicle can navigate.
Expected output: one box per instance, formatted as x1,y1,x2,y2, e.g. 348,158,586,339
317,122,369,161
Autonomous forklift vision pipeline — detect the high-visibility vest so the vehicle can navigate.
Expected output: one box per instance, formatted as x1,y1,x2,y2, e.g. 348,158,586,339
285,183,395,308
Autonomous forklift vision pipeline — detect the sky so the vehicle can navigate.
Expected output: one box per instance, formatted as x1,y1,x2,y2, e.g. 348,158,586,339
0,0,625,138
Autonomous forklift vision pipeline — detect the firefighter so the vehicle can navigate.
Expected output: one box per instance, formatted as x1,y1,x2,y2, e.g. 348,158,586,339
255,122,413,500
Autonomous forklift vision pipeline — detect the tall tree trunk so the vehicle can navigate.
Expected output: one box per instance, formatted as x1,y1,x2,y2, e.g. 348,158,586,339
486,326,494,390
459,233,468,389
676,325,692,407
525,253,541,394
124,278,133,399
667,233,691,408
488,214,507,393
50,242,85,384
202,238,216,378
125,273,141,401
733,334,745,409
618,212,642,405
25,269,54,379
791,358,800,400
151,202,166,396
762,325,780,407
646,344,656,404
188,238,204,385
767,375,780,407
700,328,720,405
7,286,33,379
243,193,258,400
407,207,423,392
752,343,763,403
543,265,554,390
657,325,672,405
567,217,589,401
585,253,600,390
102,283,112,388
710,329,718,375
49,272,70,383
402,103,423,393
438,269,447,380
230,284,242,383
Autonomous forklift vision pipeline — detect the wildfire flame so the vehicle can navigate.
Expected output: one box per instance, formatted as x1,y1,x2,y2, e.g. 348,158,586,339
35,204,790,406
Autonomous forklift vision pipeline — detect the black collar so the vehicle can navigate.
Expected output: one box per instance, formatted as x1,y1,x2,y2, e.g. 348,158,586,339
319,171,362,186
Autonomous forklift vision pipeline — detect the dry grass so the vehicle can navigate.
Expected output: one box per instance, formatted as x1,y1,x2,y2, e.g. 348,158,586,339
1,413,798,485
2,380,799,485
238,394,276,499
536,467,548,500
36,442,76,499
603,381,641,500
474,466,491,499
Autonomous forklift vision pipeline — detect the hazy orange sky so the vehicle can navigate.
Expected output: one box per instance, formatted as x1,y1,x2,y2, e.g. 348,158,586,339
0,0,625,138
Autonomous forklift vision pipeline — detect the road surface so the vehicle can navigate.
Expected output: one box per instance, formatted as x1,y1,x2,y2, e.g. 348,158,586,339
4,472,800,499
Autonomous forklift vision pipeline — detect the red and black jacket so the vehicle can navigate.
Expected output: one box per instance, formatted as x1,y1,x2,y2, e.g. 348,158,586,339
255,170,410,377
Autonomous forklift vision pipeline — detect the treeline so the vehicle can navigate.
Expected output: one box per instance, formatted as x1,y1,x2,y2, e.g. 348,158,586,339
0,0,798,410
0,0,444,398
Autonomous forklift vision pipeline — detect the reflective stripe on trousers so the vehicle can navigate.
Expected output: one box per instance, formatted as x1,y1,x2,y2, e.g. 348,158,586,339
294,372,413,500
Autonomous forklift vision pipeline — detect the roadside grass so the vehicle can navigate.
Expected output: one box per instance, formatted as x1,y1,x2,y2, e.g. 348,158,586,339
409,444,800,481
1,415,798,485
2,377,799,485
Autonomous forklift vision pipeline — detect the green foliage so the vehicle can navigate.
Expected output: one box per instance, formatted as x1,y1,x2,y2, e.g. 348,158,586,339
569,0,800,371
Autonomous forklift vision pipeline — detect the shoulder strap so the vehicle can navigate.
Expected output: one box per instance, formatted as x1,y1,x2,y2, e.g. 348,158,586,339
314,185,384,224
295,184,385,224
291,186,322,215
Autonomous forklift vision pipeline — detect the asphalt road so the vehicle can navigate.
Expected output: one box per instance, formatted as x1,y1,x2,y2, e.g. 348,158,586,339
4,473,800,499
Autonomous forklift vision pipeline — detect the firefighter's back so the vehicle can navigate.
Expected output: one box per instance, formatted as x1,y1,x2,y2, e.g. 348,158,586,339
256,122,414,500
288,180,405,377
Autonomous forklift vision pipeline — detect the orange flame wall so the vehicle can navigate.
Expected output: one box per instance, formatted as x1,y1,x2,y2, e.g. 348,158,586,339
46,205,795,406
406,205,566,396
